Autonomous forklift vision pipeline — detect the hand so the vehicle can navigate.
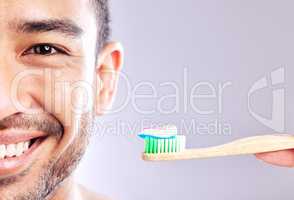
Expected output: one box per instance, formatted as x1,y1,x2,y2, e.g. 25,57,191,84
255,149,294,167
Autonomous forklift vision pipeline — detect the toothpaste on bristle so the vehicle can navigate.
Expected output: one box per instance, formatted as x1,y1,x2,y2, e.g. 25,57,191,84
138,124,177,139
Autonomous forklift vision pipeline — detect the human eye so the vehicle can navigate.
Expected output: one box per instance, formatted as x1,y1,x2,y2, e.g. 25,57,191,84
23,43,68,56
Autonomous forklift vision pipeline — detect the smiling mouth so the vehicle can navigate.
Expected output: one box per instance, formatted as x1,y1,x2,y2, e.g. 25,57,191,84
0,137,44,159
0,129,49,176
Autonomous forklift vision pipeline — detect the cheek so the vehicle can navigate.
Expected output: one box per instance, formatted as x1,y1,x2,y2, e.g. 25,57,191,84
11,71,46,112
51,68,96,126
50,109,93,163
14,65,96,155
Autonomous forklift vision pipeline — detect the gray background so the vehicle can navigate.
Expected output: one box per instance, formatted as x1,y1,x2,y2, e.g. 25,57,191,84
77,0,294,199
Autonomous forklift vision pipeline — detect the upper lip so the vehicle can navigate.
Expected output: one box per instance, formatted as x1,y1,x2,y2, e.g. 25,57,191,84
0,129,48,145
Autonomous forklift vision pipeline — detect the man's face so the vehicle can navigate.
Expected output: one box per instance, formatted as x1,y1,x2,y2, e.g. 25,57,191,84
0,0,121,199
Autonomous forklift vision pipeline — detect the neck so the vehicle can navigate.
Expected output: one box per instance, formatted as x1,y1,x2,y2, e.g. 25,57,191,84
48,175,82,200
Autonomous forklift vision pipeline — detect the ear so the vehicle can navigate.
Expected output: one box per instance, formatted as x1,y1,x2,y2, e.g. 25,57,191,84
95,42,124,115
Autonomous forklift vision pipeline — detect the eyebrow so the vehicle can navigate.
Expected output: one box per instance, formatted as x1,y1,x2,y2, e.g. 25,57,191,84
10,19,84,38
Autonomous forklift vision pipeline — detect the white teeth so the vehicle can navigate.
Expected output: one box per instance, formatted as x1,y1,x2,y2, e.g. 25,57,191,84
16,143,24,156
0,141,31,159
6,144,16,157
0,145,5,159
24,141,29,150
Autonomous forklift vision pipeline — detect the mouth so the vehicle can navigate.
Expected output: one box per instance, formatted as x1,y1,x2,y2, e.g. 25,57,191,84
0,129,49,177
0,137,44,159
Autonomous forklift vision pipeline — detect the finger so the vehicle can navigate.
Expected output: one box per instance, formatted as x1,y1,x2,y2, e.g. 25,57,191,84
255,149,294,167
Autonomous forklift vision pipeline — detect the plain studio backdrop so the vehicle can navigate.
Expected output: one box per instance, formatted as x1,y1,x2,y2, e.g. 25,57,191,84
76,0,294,200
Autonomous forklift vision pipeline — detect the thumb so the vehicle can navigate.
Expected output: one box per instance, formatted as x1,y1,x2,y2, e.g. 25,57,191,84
255,149,294,167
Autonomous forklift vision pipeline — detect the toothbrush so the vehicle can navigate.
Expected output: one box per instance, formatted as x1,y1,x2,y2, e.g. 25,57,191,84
138,125,294,161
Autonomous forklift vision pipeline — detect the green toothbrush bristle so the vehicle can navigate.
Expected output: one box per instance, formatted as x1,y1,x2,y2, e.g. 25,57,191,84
144,136,186,154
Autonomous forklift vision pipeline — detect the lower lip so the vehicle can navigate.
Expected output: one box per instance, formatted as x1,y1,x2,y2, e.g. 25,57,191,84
0,137,46,177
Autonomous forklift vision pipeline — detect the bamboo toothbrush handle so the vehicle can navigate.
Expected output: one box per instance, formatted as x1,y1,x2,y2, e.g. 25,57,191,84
143,134,294,161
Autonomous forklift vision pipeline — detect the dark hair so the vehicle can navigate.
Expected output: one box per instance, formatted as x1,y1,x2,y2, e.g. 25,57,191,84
92,0,111,51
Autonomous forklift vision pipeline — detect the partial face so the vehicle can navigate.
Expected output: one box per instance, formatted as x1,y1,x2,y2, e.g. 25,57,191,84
0,0,122,199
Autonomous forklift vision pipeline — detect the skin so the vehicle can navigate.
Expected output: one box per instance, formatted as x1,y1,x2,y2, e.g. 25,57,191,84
255,150,294,167
0,0,123,199
0,0,287,199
